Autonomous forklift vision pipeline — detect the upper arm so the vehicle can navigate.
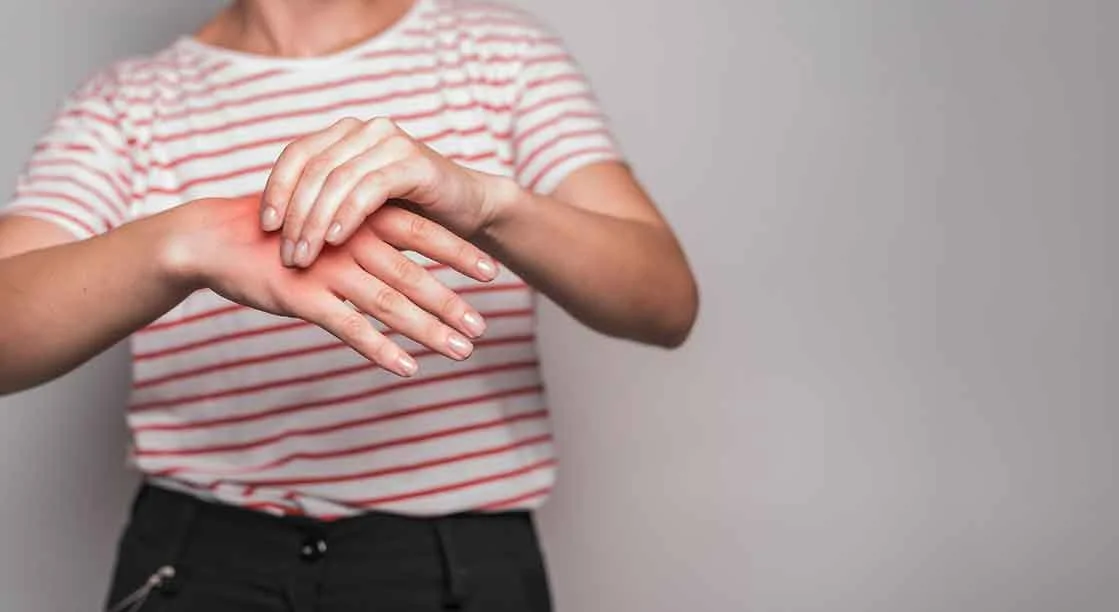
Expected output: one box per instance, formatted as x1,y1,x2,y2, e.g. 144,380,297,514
0,71,132,246
551,160,669,228
505,22,667,228
0,215,80,260
510,22,624,196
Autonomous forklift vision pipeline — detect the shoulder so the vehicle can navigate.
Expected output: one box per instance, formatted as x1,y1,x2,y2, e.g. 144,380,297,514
65,40,223,112
418,0,562,47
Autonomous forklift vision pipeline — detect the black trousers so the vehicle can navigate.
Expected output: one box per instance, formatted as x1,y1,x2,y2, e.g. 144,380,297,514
105,484,553,612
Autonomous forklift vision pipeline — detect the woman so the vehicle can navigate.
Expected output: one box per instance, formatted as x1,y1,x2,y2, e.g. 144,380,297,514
0,0,697,609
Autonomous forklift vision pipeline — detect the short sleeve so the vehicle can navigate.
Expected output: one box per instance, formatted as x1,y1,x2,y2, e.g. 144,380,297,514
1,76,132,240
512,31,623,194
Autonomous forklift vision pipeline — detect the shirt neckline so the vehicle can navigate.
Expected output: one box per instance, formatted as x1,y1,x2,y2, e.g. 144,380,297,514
176,0,431,69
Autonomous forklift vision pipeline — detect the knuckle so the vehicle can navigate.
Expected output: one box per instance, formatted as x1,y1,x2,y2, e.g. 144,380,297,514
361,204,394,233
282,203,306,226
334,311,369,339
282,225,303,242
368,116,397,131
371,286,401,315
302,213,328,236
296,296,329,322
306,155,336,176
390,255,424,287
341,192,368,218
264,178,291,200
407,213,432,241
336,116,363,130
385,134,414,156
272,289,298,315
439,290,463,320
325,164,358,188
411,158,438,189
455,239,475,263
278,140,304,159
376,341,400,367
424,317,448,344
281,214,304,239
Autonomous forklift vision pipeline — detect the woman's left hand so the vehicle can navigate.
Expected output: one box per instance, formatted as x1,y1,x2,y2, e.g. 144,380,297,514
260,116,508,268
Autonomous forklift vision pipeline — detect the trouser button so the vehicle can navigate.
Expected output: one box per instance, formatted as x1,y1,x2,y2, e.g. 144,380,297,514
299,537,327,562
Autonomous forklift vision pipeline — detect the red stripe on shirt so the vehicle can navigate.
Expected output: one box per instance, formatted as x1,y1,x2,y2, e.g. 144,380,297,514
526,146,616,190
132,359,539,433
142,303,245,333
151,88,517,145
129,334,534,412
137,385,543,457
481,485,553,510
516,91,596,120
516,127,611,176
160,122,494,170
16,174,127,221
514,109,605,148
118,67,288,106
353,457,556,506
2,205,99,237
145,147,507,195
161,410,550,479
133,308,532,389
13,190,113,230
136,281,527,341
134,320,308,362
233,433,552,488
27,159,130,203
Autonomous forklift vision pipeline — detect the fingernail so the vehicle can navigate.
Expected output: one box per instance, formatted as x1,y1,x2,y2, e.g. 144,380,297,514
261,205,279,230
476,258,498,280
280,239,295,266
462,311,486,337
397,354,419,377
295,239,310,267
326,222,343,244
447,333,474,359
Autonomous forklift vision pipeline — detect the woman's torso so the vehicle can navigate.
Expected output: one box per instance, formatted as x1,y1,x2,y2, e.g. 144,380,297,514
110,0,560,519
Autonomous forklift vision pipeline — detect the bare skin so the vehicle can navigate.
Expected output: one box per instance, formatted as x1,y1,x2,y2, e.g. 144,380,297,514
196,0,699,348
261,119,699,347
0,199,496,394
0,0,698,394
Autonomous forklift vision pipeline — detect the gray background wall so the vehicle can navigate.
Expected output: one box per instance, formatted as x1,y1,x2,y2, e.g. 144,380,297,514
0,1,1115,611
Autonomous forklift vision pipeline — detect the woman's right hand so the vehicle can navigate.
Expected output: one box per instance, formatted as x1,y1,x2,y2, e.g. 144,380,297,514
159,195,498,377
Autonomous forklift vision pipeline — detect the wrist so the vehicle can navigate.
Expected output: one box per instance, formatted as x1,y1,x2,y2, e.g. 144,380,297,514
477,173,528,239
148,202,209,292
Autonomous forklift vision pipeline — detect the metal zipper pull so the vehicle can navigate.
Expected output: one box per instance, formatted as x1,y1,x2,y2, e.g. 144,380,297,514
107,565,175,612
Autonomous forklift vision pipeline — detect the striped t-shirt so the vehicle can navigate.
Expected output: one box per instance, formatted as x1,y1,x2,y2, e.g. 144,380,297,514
0,0,621,518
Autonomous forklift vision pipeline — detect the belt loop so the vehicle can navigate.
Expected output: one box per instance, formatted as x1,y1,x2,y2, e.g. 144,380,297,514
433,518,469,609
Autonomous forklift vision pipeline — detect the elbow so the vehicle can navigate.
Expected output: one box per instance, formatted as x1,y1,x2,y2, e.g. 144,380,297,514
649,275,699,349
0,368,24,398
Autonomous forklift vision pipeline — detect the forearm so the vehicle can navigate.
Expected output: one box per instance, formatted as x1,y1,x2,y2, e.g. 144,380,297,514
0,214,190,394
478,179,698,347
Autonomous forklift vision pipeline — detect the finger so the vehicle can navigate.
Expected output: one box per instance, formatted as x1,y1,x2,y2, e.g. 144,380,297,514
284,119,402,267
367,206,499,282
324,153,432,252
298,134,414,267
262,117,362,234
335,264,476,361
351,234,487,338
299,291,418,377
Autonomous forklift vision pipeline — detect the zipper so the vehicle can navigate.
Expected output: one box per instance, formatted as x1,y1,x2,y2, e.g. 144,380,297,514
107,565,175,612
